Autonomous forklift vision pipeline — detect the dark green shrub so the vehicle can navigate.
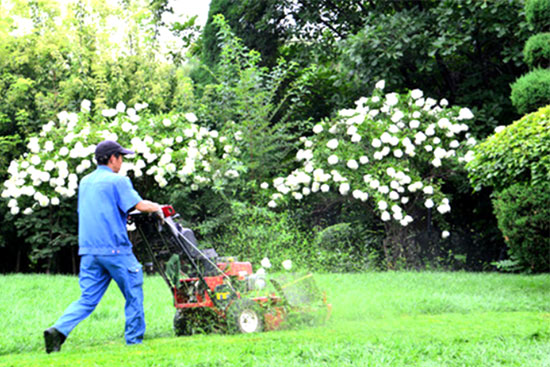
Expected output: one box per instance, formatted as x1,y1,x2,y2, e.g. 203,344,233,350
312,223,383,272
467,105,550,192
493,182,550,273
510,69,550,114
525,0,550,32
524,33,550,69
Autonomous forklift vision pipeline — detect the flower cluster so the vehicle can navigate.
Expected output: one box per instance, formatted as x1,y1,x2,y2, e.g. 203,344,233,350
264,82,476,232
2,101,244,215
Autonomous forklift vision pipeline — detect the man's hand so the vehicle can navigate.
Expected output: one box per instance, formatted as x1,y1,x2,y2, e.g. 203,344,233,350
155,207,165,223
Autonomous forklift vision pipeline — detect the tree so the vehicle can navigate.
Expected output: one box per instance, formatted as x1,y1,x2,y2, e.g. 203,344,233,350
202,0,284,67
510,0,550,115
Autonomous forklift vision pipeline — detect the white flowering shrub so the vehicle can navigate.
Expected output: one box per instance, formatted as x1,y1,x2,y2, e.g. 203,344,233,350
265,81,477,231
2,101,244,215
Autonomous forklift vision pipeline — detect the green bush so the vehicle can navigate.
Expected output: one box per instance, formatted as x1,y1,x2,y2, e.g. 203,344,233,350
195,201,314,270
493,182,550,273
524,33,550,69
510,69,550,114
467,105,550,192
525,0,550,32
312,223,383,272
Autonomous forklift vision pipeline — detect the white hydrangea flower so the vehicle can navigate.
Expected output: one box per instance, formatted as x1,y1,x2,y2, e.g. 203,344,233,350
411,89,423,99
321,184,330,192
81,99,91,112
423,186,434,195
268,200,277,208
359,156,369,164
431,158,442,167
388,124,400,133
351,134,361,143
437,203,451,214
442,230,450,239
375,80,385,90
381,211,391,221
327,155,339,165
386,93,399,106
424,199,434,208
347,125,357,135
185,112,198,123
458,108,474,120
425,125,435,136
102,108,117,117
326,139,339,150
393,211,403,221
347,160,359,170
339,183,350,195
282,260,292,270
313,124,323,134
409,120,420,129
261,257,272,269
372,138,382,148
391,111,404,123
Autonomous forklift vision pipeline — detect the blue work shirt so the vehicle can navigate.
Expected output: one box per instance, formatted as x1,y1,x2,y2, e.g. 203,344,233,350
78,165,142,255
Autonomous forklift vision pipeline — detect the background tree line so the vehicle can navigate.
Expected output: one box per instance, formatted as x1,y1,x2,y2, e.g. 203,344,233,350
0,0,547,273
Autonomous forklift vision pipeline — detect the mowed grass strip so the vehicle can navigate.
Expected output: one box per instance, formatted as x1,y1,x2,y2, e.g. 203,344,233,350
0,272,548,366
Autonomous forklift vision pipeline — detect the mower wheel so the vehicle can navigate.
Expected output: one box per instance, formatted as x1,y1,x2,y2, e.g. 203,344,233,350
173,310,192,336
226,298,264,334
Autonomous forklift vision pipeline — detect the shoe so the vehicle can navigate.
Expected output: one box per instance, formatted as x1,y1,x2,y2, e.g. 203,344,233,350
44,327,66,353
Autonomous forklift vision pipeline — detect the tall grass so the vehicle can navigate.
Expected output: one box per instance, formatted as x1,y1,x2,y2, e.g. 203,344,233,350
0,272,549,366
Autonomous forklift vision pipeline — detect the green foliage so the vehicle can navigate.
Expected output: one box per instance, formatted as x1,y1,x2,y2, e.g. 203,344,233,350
202,0,283,67
524,33,550,69
525,0,550,32
336,0,530,138
493,182,550,273
467,105,550,192
12,201,78,272
194,15,311,192
511,69,550,114
312,223,383,272
196,201,313,269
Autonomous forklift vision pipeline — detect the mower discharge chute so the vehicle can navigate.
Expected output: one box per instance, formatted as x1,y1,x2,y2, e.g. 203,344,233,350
128,205,331,336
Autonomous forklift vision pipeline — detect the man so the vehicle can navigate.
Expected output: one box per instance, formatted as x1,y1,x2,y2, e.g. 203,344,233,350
44,140,163,353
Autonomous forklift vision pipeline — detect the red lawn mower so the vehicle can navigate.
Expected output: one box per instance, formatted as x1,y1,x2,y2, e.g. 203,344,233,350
128,205,331,335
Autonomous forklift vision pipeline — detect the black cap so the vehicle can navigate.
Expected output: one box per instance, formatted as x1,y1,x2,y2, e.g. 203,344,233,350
95,140,134,161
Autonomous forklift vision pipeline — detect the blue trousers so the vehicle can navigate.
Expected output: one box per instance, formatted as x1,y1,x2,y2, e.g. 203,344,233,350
53,254,145,344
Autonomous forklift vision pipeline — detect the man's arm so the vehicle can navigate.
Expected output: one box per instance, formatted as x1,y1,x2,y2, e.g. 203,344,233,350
135,200,161,213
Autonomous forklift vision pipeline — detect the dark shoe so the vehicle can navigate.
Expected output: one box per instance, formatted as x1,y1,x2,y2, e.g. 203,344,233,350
44,327,66,353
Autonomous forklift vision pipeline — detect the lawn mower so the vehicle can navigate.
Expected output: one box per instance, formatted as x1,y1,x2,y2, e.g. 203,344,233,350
128,205,331,336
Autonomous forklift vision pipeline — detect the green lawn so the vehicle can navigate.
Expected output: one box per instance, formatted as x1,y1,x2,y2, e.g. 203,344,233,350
0,272,549,366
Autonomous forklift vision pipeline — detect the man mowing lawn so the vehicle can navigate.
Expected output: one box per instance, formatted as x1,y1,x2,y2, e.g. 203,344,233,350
43,140,164,353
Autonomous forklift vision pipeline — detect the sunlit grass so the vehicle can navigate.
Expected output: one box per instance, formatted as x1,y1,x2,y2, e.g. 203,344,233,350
0,272,549,366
